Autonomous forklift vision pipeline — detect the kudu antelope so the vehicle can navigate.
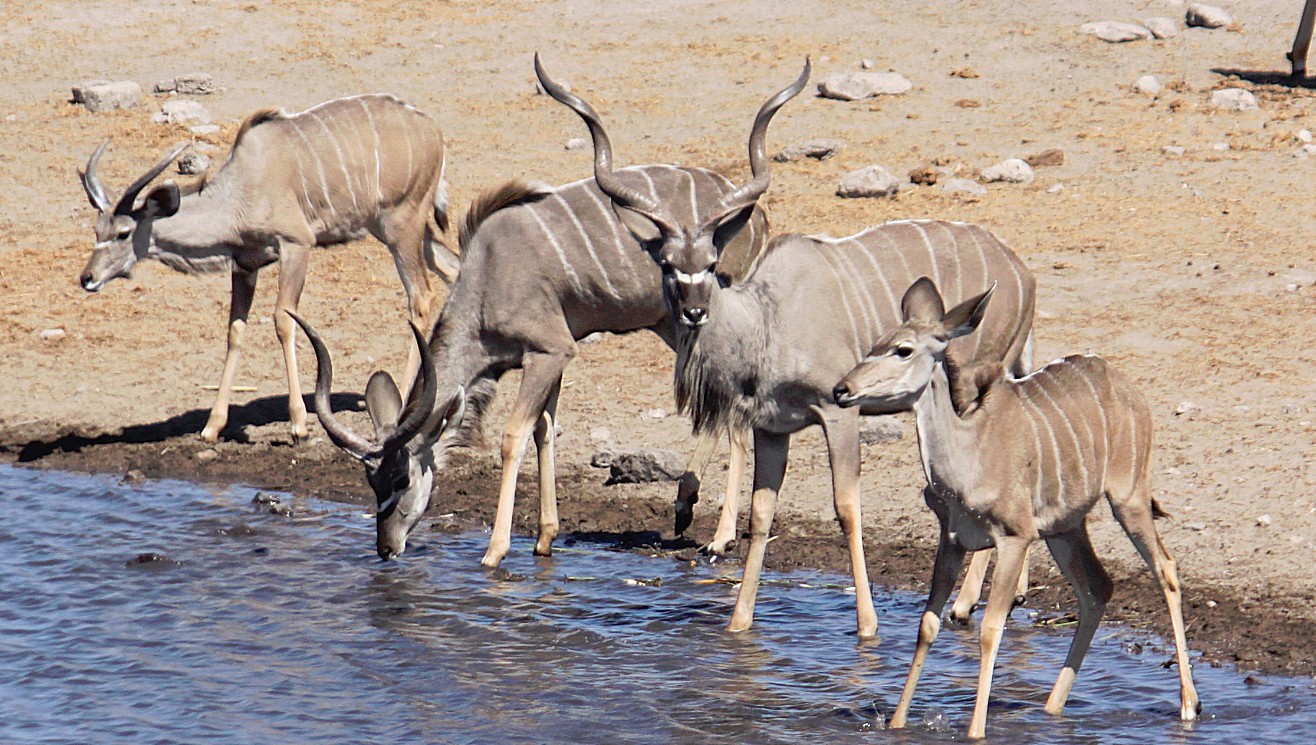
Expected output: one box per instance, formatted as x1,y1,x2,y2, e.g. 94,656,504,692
543,60,1037,638
77,94,453,442
290,55,801,562
833,278,1200,738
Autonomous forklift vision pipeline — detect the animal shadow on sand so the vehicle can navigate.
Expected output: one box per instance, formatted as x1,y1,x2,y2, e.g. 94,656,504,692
13,393,364,462
1211,67,1316,90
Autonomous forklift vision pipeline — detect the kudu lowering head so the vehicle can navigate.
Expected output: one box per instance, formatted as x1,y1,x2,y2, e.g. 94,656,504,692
77,139,189,291
535,54,810,328
833,278,995,410
291,313,465,560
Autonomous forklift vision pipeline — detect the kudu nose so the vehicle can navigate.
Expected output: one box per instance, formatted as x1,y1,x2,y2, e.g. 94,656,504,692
377,545,397,561
832,382,852,406
79,272,97,292
683,307,707,326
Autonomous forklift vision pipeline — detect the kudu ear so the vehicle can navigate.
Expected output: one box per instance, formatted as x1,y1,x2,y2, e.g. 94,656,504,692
364,371,404,439
613,204,663,244
422,385,466,447
900,277,946,324
941,282,996,340
711,203,756,256
430,242,462,285
143,182,182,218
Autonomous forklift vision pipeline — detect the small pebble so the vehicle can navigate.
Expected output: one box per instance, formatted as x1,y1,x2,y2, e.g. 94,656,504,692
565,137,588,151
1163,145,1187,156
194,448,220,462
1256,514,1272,527
1186,4,1233,29
1135,75,1163,96
38,328,66,341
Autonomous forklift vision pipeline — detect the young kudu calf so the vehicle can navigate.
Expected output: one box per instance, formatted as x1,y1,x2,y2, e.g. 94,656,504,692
833,278,1200,738
78,94,453,442
543,61,1037,638
291,56,798,563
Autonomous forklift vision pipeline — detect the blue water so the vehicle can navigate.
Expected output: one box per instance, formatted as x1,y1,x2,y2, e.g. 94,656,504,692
0,465,1309,744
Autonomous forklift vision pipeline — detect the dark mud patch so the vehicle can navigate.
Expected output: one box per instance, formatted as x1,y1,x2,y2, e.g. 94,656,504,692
5,429,1312,678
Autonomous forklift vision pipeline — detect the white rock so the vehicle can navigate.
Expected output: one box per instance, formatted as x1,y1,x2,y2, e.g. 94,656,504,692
38,328,66,341
1045,183,1065,194
979,158,1035,184
190,124,220,136
861,59,875,70
72,80,142,112
1256,514,1272,527
645,408,668,420
774,138,845,162
152,99,211,125
1163,145,1187,156
941,178,988,196
1297,128,1312,143
155,72,215,95
1079,21,1152,43
836,165,901,198
1186,4,1232,29
1135,75,1163,95
817,72,912,101
1211,88,1257,111
565,137,588,150
1143,17,1180,38
1175,400,1200,416
1211,141,1231,151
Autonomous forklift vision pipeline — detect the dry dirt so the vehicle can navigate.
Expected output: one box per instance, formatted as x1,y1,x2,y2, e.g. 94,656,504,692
1,1,1313,677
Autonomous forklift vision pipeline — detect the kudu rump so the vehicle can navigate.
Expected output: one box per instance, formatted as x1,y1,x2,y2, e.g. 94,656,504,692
293,55,792,562
543,60,1037,637
78,94,453,442
833,278,1200,738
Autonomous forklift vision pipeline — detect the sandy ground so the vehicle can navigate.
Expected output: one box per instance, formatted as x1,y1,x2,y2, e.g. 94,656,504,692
1,1,1313,676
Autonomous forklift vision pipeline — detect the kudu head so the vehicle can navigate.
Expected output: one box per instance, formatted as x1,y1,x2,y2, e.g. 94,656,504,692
291,313,465,560
535,54,810,328
77,139,189,292
833,278,995,410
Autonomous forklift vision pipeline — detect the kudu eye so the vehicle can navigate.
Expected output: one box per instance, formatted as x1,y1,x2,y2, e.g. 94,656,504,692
895,345,915,359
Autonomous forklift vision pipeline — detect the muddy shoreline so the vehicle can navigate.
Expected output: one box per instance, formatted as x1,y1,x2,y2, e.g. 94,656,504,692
8,423,1311,679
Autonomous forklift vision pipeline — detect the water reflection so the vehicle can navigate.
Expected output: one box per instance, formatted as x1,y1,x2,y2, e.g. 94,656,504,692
0,465,1309,745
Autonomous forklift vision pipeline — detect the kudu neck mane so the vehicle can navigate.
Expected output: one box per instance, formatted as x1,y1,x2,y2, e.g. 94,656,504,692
675,284,774,435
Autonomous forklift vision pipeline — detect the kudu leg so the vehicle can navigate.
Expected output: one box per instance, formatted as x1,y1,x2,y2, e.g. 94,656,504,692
820,408,878,639
673,429,717,536
703,428,749,555
1109,492,1201,721
1042,528,1113,716
272,244,311,442
383,224,439,396
967,534,1030,740
481,352,572,569
1291,0,1316,79
201,267,259,442
951,548,1031,623
727,429,789,633
532,379,563,557
890,525,966,729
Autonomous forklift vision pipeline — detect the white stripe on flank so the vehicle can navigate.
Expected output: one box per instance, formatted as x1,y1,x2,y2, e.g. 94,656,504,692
913,222,942,289
1034,374,1091,499
581,185,637,273
851,238,899,322
1071,366,1110,491
637,169,661,206
832,243,881,337
816,249,863,359
288,118,338,221
551,192,620,300
310,110,360,215
528,207,585,295
358,97,385,202
965,227,991,360
1020,394,1047,514
1025,387,1067,506
940,223,964,304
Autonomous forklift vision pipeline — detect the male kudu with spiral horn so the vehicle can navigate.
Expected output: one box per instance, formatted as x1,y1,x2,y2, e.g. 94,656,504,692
292,56,808,562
